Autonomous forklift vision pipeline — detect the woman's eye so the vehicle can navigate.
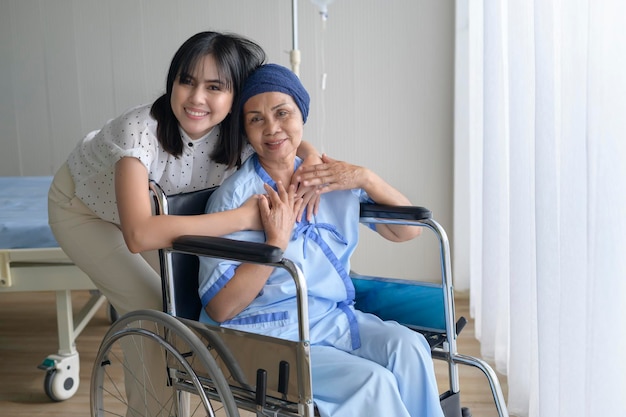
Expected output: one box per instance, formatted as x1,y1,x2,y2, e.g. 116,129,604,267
206,84,221,91
179,76,193,86
277,110,289,118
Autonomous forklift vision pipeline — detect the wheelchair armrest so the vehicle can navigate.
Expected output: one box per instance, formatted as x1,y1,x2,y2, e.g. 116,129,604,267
360,203,432,221
172,235,283,264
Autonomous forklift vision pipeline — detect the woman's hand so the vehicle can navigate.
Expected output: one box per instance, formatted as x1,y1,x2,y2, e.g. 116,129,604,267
295,154,366,194
258,182,302,250
291,153,323,221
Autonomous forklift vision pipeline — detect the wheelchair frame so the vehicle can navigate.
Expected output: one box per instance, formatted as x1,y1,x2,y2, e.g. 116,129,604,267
90,182,508,417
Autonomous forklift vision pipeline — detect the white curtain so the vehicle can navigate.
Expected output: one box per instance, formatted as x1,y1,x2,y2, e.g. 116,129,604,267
456,1,626,416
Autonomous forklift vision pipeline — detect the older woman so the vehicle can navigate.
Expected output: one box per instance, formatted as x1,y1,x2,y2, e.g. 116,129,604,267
198,64,444,417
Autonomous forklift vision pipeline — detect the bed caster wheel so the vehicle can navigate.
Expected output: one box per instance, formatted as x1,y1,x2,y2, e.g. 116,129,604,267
107,303,119,323
461,407,472,417
38,353,80,401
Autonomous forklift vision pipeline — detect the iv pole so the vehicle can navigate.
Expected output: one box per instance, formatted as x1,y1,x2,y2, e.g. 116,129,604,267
290,0,301,76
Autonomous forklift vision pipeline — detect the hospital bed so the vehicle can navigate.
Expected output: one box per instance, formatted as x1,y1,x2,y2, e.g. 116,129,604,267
0,176,107,402
90,182,509,417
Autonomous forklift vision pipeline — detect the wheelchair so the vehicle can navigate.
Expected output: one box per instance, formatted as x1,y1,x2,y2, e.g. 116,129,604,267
90,181,509,417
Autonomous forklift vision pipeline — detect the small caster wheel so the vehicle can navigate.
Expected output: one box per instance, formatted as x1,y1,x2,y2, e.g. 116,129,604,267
38,353,80,401
44,369,77,401
461,407,472,417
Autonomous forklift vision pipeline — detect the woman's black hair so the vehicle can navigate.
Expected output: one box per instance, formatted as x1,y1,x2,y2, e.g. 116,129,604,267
150,31,266,168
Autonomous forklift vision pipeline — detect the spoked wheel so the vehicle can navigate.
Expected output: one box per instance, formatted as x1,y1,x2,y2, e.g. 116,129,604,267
90,310,239,417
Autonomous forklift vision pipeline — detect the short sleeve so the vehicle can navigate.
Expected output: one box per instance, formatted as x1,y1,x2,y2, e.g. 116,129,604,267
198,159,265,312
90,105,158,171
351,188,377,231
67,104,159,223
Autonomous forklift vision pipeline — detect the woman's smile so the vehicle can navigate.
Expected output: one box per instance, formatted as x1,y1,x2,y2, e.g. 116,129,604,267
264,138,288,150
184,107,209,118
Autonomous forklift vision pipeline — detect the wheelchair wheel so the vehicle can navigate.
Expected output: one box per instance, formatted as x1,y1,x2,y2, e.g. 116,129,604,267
90,310,239,417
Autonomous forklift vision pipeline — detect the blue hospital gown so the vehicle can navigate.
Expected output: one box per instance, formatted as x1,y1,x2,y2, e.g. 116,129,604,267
198,155,444,417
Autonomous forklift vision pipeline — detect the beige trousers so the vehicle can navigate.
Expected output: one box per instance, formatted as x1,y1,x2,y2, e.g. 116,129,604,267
48,163,174,416
47,163,162,316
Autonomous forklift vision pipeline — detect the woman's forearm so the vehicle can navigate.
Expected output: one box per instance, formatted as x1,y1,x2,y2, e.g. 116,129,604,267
359,169,422,242
205,263,274,322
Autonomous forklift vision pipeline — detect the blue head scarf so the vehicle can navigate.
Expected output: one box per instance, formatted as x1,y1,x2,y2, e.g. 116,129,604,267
240,64,310,123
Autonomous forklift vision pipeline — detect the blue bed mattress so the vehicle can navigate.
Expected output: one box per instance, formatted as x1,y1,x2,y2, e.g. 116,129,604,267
0,176,58,249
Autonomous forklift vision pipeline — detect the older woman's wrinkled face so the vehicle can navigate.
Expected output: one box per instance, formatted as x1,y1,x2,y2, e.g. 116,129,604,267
243,91,303,164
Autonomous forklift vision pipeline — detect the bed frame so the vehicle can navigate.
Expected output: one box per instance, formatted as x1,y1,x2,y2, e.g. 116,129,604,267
0,176,105,401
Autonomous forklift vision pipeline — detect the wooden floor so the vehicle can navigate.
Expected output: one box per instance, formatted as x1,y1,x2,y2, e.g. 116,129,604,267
0,290,510,416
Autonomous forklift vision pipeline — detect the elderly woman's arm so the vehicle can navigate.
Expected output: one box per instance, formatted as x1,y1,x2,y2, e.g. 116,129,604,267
294,154,421,242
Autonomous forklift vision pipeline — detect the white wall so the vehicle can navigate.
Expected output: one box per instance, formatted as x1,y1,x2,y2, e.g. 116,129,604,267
0,0,454,282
